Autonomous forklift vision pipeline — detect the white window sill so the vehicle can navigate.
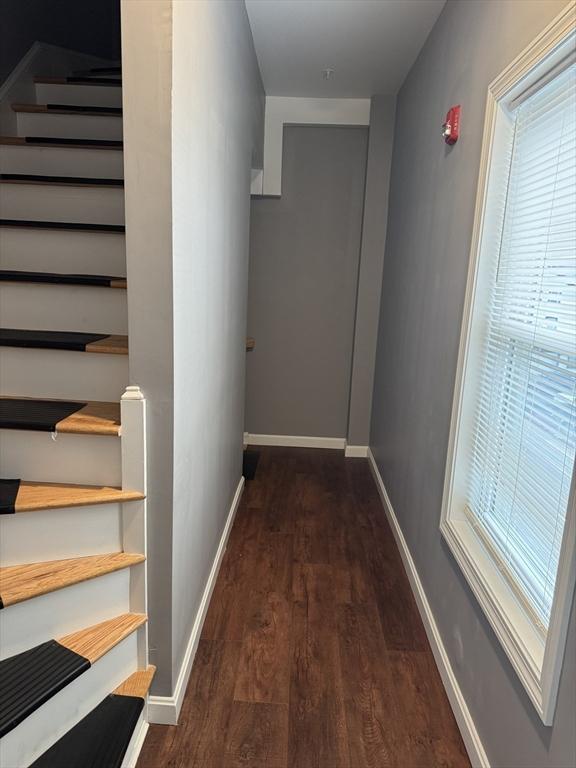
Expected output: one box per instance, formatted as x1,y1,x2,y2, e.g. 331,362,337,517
440,517,551,721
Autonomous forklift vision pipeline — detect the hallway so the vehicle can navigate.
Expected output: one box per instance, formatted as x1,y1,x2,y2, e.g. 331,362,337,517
138,448,469,767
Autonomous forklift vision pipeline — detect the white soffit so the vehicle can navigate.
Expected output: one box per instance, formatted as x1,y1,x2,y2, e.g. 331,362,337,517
245,0,446,98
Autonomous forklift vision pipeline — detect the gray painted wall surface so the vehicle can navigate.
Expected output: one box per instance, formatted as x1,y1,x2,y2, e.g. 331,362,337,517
370,1,575,766
122,0,264,696
170,0,264,686
246,125,368,439
121,0,174,696
347,95,395,447
0,0,120,83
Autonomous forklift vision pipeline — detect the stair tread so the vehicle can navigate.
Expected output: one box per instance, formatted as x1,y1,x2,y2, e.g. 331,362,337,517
0,218,125,233
0,552,145,607
0,270,126,288
29,666,155,768
12,103,122,117
0,480,143,513
0,136,123,150
113,665,156,698
34,76,122,87
0,173,123,187
246,336,255,350
0,396,121,435
59,612,147,663
0,613,145,737
0,328,128,355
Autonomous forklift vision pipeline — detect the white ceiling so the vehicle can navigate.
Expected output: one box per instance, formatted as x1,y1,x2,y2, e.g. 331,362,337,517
245,0,446,98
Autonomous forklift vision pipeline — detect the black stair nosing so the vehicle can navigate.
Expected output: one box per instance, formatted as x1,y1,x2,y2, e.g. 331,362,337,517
0,328,110,354
30,693,144,768
0,173,124,187
2,136,123,149
15,103,122,116
0,270,125,287
0,397,87,432
73,66,122,76
0,640,90,738
37,76,122,86
0,219,125,233
0,478,20,513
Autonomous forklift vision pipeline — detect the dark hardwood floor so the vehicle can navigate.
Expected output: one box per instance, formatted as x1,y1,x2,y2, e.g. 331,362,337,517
137,447,470,768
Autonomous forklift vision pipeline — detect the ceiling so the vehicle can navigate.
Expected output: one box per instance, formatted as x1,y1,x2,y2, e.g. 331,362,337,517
245,0,446,98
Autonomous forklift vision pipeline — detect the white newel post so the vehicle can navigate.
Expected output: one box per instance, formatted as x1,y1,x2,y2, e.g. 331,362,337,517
120,385,148,669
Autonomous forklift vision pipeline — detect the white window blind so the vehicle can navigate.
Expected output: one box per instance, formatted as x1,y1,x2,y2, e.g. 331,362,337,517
467,62,576,629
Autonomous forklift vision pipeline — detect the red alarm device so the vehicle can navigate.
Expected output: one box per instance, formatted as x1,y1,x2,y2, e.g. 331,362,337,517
442,105,461,145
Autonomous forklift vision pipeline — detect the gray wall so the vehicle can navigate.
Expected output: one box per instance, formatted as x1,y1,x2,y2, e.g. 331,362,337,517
170,0,264,687
121,0,264,696
347,95,395,447
246,125,368,439
0,0,120,83
370,1,575,766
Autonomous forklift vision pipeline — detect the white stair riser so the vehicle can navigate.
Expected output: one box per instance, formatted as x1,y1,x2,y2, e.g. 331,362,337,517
0,567,132,659
0,184,125,225
0,229,126,276
16,112,123,140
0,282,128,335
35,83,123,108
0,430,122,486
0,347,128,401
0,631,140,768
0,504,123,566
0,145,124,178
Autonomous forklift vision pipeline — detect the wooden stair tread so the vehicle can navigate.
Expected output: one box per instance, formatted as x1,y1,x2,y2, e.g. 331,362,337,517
0,270,126,288
113,665,156,698
0,136,123,150
3,481,143,513
12,103,122,117
246,336,255,350
59,613,147,663
0,173,123,187
0,329,128,355
34,76,122,87
0,218,125,233
0,552,145,607
0,396,121,436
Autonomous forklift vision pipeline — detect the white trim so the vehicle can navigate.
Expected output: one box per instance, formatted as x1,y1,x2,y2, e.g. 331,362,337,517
344,444,369,458
263,96,371,195
121,714,149,768
245,432,346,449
440,2,576,726
367,449,490,768
147,476,245,725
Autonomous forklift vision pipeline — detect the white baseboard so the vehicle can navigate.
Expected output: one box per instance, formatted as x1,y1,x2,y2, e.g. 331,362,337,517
245,432,346,449
147,476,245,725
344,444,369,457
367,448,490,768
122,714,148,768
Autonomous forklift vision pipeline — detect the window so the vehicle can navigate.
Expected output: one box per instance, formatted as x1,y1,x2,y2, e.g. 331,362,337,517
441,6,576,726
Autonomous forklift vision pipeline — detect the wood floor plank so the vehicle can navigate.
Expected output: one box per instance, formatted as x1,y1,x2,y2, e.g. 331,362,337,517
289,565,350,768
136,447,470,768
223,702,288,768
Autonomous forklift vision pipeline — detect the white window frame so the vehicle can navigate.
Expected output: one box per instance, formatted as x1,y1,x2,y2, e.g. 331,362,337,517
441,3,576,726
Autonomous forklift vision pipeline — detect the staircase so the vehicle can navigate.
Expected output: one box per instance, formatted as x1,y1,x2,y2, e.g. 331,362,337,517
0,64,153,767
